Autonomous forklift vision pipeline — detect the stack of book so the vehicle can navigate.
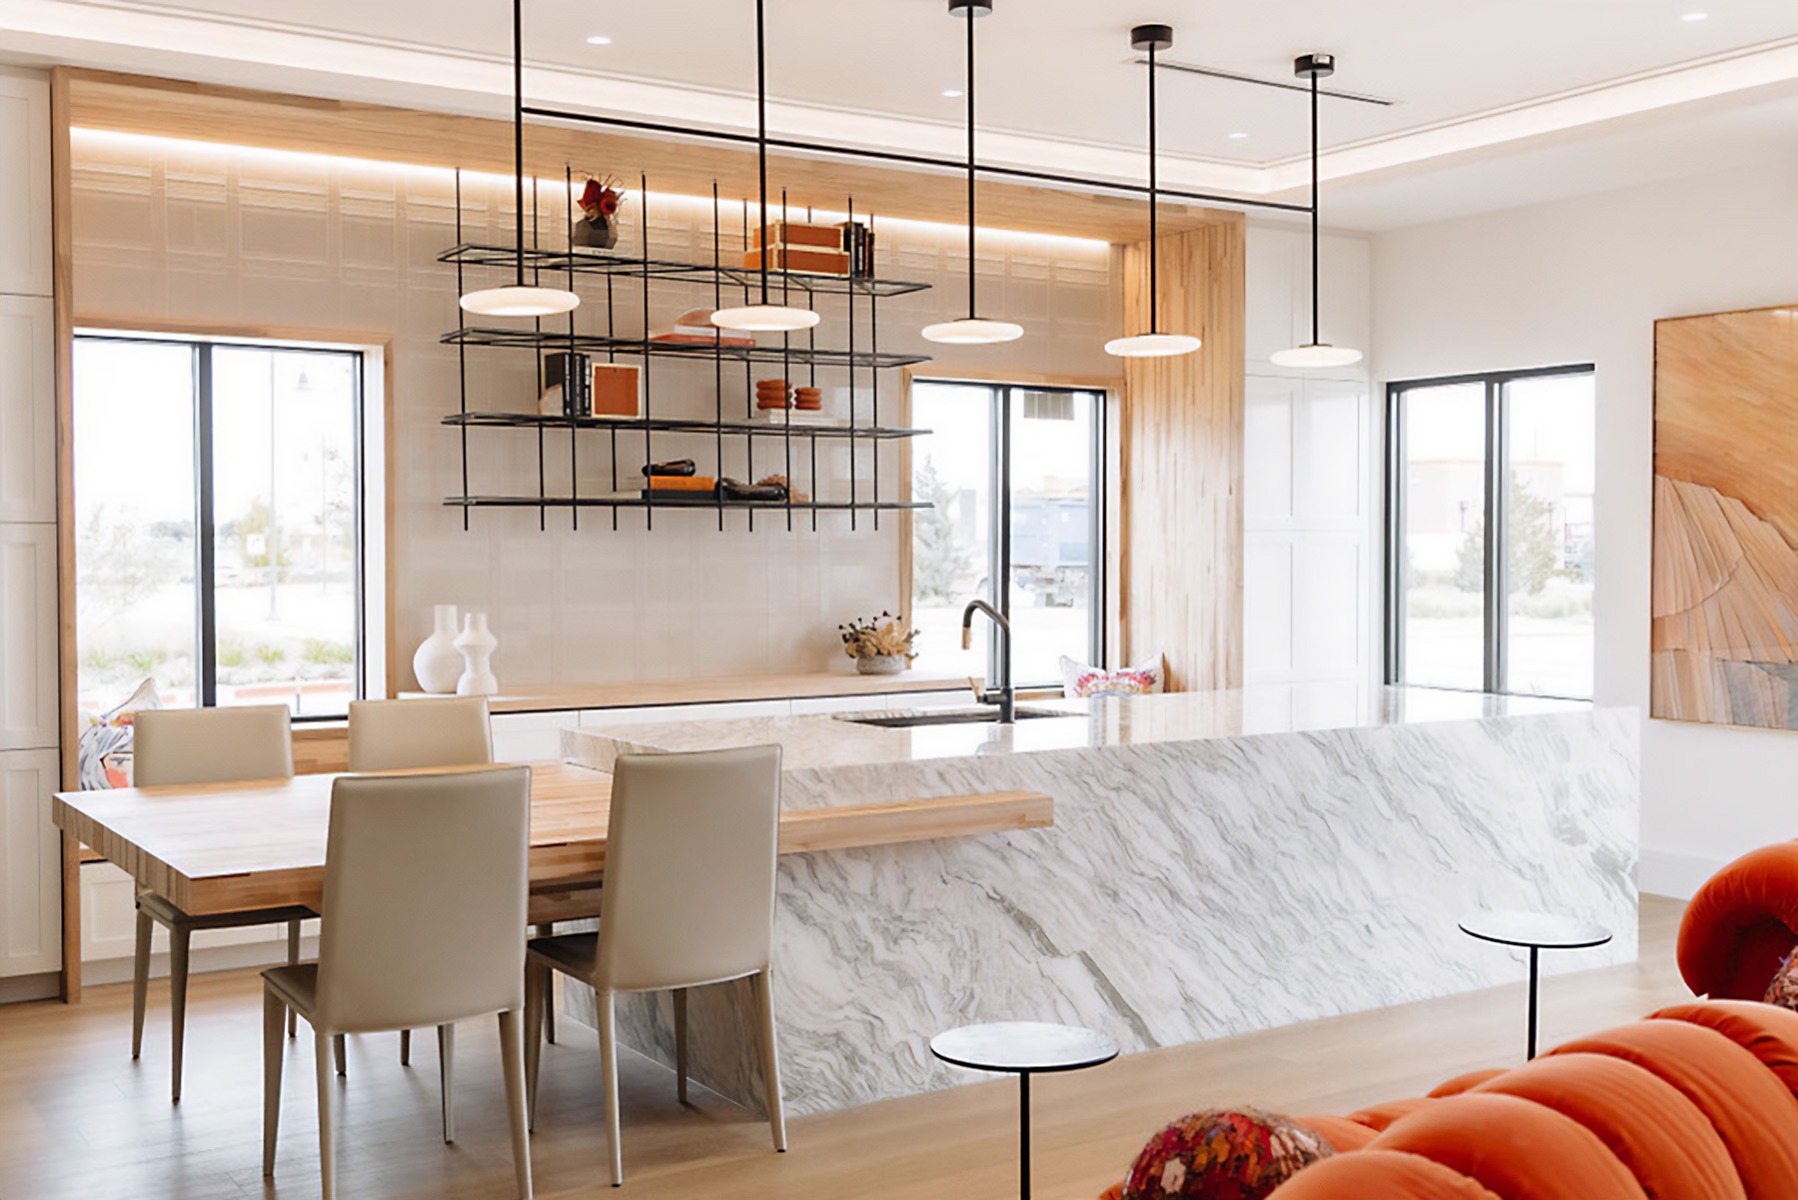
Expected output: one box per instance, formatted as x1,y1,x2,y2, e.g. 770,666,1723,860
742,220,875,278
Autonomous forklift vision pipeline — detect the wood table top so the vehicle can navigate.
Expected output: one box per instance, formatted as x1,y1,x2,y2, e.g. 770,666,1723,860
52,762,1051,918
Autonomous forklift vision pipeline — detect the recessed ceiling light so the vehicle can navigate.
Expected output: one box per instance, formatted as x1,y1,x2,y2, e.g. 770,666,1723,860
1681,11,1709,21
1227,131,1249,139
943,88,963,98
585,34,613,45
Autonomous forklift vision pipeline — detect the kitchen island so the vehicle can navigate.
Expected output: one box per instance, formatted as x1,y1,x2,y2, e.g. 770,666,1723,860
561,684,1639,1117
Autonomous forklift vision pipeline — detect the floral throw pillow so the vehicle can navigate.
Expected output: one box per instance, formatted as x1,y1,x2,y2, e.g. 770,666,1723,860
1116,1108,1334,1200
1765,946,1798,1010
1060,654,1165,698
76,677,160,790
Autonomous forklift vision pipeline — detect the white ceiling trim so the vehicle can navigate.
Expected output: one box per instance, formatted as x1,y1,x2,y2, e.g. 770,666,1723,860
8,0,1798,207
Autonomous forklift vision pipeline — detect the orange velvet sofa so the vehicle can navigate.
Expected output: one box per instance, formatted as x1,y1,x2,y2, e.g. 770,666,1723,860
1263,999,1798,1199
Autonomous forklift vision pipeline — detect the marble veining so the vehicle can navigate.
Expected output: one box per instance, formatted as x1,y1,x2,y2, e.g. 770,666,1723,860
565,689,1639,1118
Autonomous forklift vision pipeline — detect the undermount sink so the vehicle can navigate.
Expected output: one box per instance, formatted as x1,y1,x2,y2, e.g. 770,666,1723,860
834,707,1068,728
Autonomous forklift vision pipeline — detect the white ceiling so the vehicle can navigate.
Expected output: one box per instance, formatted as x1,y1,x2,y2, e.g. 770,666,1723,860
5,0,1798,229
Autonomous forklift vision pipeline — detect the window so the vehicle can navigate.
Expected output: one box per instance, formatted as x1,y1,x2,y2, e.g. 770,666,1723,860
908,381,1105,686
74,334,373,719
1385,365,1595,699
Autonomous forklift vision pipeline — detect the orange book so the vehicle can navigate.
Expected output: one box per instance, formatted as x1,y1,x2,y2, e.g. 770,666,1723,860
644,475,716,493
752,221,843,251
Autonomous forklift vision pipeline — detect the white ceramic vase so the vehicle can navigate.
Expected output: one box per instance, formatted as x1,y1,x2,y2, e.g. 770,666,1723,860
412,604,463,694
454,612,500,697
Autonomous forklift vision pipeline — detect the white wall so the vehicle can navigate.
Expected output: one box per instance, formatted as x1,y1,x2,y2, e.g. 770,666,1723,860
1372,157,1798,897
1242,221,1378,688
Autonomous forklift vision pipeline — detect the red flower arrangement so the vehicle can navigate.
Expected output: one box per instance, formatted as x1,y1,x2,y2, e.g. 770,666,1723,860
579,175,625,222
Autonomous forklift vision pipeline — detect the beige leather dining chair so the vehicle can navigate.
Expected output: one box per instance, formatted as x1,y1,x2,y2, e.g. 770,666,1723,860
262,767,534,1200
131,704,307,1102
524,745,786,1186
346,695,494,773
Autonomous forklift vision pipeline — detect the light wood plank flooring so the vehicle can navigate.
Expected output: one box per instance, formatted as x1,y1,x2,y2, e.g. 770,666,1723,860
0,896,1689,1199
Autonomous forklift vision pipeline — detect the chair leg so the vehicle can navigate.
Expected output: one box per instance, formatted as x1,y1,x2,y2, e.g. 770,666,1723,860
438,1023,456,1144
753,970,787,1153
314,1029,337,1200
673,987,689,1105
285,920,300,1038
524,960,548,1132
535,925,556,1044
498,1009,534,1200
334,1033,346,1077
131,908,152,1060
262,987,287,1177
400,1028,411,1066
168,925,191,1103
597,990,623,1187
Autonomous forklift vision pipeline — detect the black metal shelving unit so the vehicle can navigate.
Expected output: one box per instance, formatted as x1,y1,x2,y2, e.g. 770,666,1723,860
444,169,934,533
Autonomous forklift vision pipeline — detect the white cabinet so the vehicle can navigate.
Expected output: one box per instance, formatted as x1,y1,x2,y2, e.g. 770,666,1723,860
0,296,54,523
0,70,51,299
0,749,59,977
0,523,57,751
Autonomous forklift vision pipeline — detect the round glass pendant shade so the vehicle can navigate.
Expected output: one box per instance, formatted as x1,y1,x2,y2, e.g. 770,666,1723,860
1104,332,1202,358
459,285,581,318
922,317,1025,345
711,304,822,332
1270,342,1363,368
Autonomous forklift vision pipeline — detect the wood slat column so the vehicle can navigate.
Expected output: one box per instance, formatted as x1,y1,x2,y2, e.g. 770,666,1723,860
1118,218,1245,691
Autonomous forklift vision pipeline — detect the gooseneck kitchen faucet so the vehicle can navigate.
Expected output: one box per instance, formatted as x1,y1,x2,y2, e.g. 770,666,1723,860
961,598,1016,724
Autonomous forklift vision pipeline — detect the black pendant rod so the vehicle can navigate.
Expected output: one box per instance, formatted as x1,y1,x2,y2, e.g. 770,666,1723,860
964,2,977,320
755,0,770,305
1309,65,1320,345
512,0,526,287
1146,38,1158,334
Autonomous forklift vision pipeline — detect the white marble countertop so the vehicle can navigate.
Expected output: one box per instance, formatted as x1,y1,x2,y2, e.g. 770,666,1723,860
567,683,1592,772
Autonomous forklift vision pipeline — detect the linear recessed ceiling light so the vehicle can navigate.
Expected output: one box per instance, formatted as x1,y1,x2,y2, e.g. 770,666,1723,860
585,34,613,44
943,88,963,98
1228,131,1249,139
1681,12,1710,21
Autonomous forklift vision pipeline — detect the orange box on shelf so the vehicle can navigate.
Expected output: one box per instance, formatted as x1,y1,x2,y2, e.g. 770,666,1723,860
590,363,641,419
752,221,844,251
741,246,851,276
643,475,716,492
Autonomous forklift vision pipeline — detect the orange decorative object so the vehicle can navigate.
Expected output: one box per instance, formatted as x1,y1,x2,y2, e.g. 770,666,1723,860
643,475,716,493
590,363,641,419
1676,840,1798,1000
1650,999,1798,1100
1549,1020,1798,1200
1268,1149,1502,1199
1471,1052,1744,1200
1369,1092,1646,1200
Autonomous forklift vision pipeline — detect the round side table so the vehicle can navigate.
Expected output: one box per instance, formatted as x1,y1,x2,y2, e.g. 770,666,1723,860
931,1021,1119,1200
1459,909,1611,1059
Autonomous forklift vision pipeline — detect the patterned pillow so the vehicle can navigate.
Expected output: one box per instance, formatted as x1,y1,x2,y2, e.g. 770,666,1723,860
76,677,160,790
1765,946,1798,1010
1061,654,1165,698
1117,1108,1334,1200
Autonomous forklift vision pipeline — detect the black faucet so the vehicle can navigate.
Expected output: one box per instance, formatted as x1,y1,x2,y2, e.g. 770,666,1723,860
961,598,1015,724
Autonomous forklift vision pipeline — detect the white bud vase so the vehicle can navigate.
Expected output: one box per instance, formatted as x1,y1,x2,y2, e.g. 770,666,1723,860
453,612,500,697
412,604,462,694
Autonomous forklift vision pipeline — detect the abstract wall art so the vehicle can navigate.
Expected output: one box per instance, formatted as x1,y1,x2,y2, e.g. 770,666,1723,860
1653,304,1798,728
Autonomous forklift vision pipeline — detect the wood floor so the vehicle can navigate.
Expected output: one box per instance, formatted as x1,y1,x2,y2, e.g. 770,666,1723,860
0,896,1690,1199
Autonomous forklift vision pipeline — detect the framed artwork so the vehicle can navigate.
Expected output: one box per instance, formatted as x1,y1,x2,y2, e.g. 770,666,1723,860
1652,304,1798,728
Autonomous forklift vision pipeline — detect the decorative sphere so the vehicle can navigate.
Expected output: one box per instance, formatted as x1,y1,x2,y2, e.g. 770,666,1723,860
1121,1109,1333,1200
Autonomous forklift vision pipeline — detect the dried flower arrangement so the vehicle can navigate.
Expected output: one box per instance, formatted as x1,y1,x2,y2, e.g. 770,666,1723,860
839,612,919,662
574,175,628,249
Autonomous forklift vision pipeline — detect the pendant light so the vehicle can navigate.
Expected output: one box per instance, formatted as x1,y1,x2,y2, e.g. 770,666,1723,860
460,0,581,318
712,0,821,332
1271,53,1362,369
923,0,1023,345
1106,24,1201,359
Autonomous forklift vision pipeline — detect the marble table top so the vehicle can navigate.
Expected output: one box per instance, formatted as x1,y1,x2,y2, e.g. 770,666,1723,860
930,1022,1120,1074
1458,910,1614,949
569,683,1594,772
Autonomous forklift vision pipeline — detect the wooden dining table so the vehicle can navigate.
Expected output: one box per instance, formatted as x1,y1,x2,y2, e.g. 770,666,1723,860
51,760,1052,1000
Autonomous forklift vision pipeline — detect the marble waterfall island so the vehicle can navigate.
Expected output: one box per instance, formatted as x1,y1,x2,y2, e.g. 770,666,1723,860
562,686,1639,1117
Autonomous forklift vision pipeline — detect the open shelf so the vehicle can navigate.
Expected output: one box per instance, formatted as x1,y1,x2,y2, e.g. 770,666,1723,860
446,495,931,512
443,326,930,371
443,410,930,440
440,243,932,298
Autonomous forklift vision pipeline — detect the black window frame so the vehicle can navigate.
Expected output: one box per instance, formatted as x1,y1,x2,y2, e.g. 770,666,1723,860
912,379,1108,688
1383,363,1595,698
74,332,369,721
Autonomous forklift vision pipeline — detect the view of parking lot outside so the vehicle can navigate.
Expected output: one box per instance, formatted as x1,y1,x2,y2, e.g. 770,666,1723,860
909,382,1097,686
74,338,361,718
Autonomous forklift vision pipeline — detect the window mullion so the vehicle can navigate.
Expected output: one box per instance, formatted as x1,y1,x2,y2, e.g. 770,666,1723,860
1483,379,1506,694
194,343,218,708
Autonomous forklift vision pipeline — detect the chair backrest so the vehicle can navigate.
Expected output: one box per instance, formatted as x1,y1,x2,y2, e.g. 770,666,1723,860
132,705,294,787
313,767,530,1033
597,745,782,992
347,696,494,772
